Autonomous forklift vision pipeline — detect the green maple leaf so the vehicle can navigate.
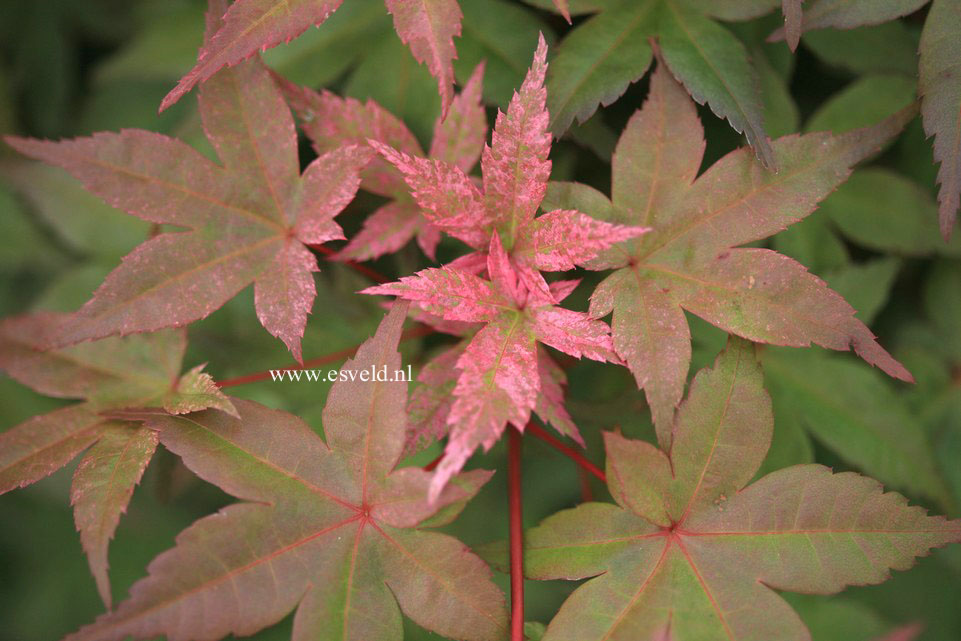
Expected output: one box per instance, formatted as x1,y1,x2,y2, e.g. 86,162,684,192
545,0,784,167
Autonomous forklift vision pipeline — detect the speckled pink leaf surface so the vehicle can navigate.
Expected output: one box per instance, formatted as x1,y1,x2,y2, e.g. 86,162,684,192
0,312,236,608
64,303,507,641
368,141,492,250
364,266,509,322
253,242,319,362
364,36,641,494
513,338,961,641
337,201,425,261
430,62,487,172
281,64,487,260
482,34,552,234
161,0,464,116
373,34,646,285
405,341,584,456
541,61,915,438
367,234,618,498
4,3,371,359
513,209,647,272
160,0,343,111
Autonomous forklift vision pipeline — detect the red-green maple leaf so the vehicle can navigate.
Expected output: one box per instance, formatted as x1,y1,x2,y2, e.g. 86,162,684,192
0,312,235,608
4,1,371,362
64,302,508,641
508,337,961,641
160,0,464,119
278,61,487,261
546,61,913,440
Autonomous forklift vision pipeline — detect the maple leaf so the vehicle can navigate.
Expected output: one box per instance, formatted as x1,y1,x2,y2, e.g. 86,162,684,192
509,337,961,641
405,313,581,458
545,61,914,440
364,35,644,497
365,234,620,500
371,34,647,302
4,1,372,362
64,302,508,641
160,0,464,119
0,312,235,609
919,0,961,239
542,0,780,168
768,0,959,239
277,60,487,261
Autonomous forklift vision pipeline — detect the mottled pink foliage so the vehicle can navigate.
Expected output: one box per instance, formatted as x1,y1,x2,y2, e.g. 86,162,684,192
280,63,488,261
362,35,649,496
373,34,647,303
366,232,618,498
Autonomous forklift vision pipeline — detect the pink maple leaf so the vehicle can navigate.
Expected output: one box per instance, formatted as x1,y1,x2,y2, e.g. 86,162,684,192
277,61,488,262
365,232,619,500
360,35,646,497
370,34,649,303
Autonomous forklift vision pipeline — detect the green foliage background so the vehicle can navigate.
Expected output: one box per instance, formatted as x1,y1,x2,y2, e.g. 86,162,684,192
0,1,959,639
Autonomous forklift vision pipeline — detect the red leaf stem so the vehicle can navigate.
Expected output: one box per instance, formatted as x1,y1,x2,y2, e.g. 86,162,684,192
508,425,525,641
526,421,606,483
309,243,390,283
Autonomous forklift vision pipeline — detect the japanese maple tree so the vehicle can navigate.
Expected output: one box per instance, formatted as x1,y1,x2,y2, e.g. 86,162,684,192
1,0,960,640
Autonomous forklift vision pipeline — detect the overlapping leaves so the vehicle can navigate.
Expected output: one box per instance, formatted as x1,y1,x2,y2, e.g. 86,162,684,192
5,0,372,361
0,312,235,608
543,0,789,167
547,61,913,439
363,36,646,498
510,338,961,641
770,0,960,238
278,61,487,261
160,0,569,118
64,302,508,641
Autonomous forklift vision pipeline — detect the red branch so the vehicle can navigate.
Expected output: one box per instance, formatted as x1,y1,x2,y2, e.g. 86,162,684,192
308,243,390,283
216,324,435,388
526,422,606,484
508,426,525,641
